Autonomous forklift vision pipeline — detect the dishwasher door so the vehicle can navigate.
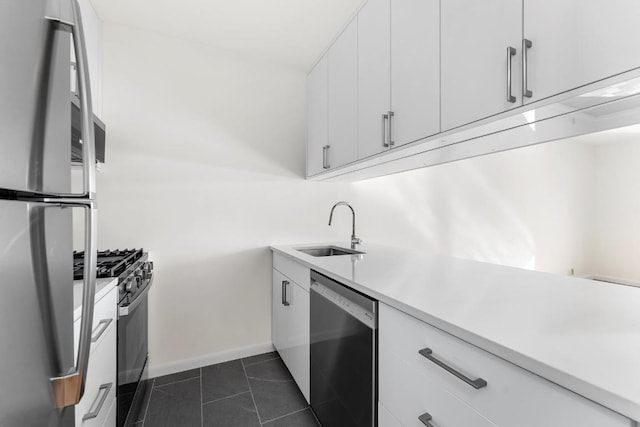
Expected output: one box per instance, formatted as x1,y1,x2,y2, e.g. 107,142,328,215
310,270,377,427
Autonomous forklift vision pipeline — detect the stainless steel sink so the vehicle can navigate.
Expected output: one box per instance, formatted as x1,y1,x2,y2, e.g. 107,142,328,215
296,246,365,257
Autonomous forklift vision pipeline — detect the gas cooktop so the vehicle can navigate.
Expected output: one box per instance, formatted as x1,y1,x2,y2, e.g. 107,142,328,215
73,248,144,280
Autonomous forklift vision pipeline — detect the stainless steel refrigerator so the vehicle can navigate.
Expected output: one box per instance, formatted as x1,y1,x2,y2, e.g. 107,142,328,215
0,0,98,425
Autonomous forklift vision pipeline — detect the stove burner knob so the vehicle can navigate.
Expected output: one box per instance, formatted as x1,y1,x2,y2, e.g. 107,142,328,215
144,262,153,274
125,278,135,292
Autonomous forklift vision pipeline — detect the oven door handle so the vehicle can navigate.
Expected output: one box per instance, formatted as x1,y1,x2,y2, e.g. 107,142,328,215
119,273,153,317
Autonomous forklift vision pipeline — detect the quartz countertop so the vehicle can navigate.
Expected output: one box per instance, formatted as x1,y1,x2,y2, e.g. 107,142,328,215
73,277,118,322
271,242,640,421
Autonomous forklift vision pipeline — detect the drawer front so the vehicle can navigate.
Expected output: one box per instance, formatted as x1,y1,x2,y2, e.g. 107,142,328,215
379,304,631,427
273,252,310,291
76,322,117,427
75,286,117,356
380,347,497,427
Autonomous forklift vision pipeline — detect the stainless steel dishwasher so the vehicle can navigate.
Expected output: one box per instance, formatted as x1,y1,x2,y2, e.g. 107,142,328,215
310,270,377,427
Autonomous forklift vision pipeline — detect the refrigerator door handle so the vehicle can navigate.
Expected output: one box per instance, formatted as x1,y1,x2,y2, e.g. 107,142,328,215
46,0,96,200
50,202,97,408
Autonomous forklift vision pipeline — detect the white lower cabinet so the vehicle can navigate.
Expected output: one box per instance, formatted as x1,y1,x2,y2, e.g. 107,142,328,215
379,303,633,427
380,348,497,427
272,254,310,402
75,286,117,427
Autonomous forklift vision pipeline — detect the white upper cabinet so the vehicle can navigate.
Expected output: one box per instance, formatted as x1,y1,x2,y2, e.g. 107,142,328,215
307,0,640,179
307,56,328,176
391,0,441,146
523,0,640,104
441,0,522,131
328,19,359,169
358,0,391,159
358,0,440,159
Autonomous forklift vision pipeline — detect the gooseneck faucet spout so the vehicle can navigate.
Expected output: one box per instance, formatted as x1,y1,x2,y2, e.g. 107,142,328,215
328,201,362,249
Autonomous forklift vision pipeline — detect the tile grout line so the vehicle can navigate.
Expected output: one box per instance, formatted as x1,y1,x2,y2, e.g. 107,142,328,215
243,356,280,368
201,390,253,406
260,407,310,425
241,356,263,425
140,378,155,427
153,374,201,389
310,406,321,426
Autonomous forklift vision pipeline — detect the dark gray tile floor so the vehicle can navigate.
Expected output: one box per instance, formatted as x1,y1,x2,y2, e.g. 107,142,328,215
134,352,320,427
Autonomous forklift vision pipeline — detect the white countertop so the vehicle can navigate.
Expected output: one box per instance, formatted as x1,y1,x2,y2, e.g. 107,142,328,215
271,242,640,421
73,277,118,322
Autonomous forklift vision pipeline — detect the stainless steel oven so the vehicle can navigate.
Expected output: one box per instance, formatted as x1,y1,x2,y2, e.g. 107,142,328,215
310,270,378,427
73,248,154,427
117,258,153,427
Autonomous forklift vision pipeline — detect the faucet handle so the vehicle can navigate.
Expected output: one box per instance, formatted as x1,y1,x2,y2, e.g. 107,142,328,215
352,237,363,248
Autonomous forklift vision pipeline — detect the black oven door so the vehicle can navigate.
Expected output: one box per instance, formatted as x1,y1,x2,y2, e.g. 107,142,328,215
117,285,150,427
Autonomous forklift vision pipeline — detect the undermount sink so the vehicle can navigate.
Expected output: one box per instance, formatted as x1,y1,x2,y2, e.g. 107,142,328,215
296,246,365,257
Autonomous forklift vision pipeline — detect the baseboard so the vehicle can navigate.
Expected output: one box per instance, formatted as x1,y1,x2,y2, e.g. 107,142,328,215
147,342,276,379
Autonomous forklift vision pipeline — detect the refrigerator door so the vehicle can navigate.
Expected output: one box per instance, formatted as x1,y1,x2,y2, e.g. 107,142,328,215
0,199,74,427
0,0,71,195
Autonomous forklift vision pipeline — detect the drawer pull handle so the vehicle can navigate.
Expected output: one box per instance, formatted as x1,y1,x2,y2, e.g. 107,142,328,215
418,347,487,389
82,382,112,421
418,412,435,427
91,318,113,342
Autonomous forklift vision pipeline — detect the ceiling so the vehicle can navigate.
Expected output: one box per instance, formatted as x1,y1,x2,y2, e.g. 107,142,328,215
90,0,364,71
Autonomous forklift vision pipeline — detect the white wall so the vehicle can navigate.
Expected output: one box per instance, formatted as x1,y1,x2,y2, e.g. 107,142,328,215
353,140,596,277
590,140,640,281
98,23,624,375
99,24,358,373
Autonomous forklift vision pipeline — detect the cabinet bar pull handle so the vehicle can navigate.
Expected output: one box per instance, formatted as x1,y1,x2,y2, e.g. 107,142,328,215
282,280,290,306
418,412,435,427
82,382,112,421
522,38,533,98
381,113,389,147
506,46,516,103
322,145,330,169
418,347,487,389
387,111,395,147
90,318,113,343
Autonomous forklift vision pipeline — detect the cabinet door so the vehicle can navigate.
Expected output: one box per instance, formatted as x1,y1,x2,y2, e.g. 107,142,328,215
286,283,310,403
306,56,328,177
328,19,359,169
272,269,288,362
524,0,640,104
441,0,522,131
391,0,441,146
358,0,391,159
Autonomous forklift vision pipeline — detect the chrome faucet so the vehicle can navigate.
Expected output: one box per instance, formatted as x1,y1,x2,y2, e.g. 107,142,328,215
328,201,362,249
